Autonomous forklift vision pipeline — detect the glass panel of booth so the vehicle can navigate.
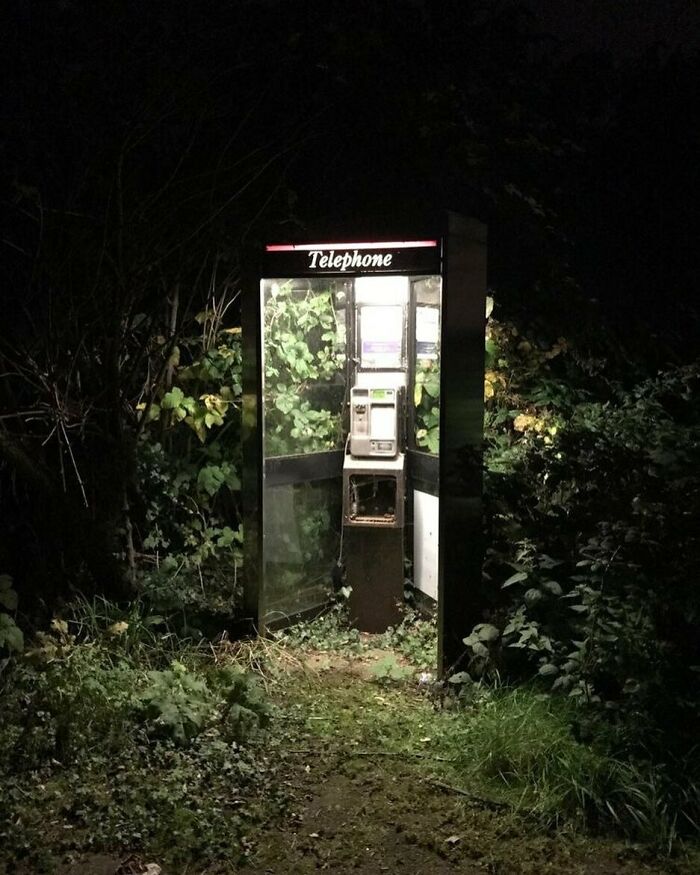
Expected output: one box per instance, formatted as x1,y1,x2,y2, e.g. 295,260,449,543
260,278,350,458
412,276,442,456
261,478,342,625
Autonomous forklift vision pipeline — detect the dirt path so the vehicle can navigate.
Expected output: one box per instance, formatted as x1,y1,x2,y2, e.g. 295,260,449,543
240,651,689,875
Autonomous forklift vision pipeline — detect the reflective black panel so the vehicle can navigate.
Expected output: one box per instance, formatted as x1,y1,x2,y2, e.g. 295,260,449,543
261,478,342,625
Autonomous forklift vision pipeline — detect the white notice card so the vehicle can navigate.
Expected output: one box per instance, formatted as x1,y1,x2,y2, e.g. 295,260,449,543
416,306,439,359
360,305,403,368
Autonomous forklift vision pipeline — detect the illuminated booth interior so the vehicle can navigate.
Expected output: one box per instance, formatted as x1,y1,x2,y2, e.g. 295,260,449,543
242,215,486,671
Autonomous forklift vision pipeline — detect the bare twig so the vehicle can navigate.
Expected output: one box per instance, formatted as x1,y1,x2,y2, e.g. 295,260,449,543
59,419,88,508
426,779,509,810
165,283,180,389
123,486,136,588
347,750,455,762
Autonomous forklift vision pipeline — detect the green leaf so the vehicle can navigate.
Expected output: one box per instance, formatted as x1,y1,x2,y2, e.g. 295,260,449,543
275,395,294,414
541,580,562,596
476,623,500,642
184,414,206,443
424,374,440,398
427,429,440,454
216,526,235,547
0,574,18,610
503,571,528,587
470,641,489,658
0,613,23,652
197,465,226,496
161,387,184,409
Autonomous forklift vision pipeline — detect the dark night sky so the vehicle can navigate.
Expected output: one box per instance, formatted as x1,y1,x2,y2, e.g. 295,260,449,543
531,0,700,56
1,0,698,355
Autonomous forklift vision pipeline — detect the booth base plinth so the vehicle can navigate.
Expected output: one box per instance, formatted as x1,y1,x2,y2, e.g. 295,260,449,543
345,527,404,633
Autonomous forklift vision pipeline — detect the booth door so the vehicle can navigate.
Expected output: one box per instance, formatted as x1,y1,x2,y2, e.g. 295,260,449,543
258,278,350,628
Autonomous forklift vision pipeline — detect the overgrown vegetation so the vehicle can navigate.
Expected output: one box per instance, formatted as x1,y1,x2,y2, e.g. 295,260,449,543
135,305,244,618
414,358,441,453
269,626,700,860
2,297,698,863
279,602,438,670
262,280,347,456
1,2,699,869
472,310,700,829
276,605,700,851
0,599,270,872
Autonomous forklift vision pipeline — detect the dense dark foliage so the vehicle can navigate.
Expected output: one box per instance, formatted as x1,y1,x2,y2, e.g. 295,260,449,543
477,313,700,826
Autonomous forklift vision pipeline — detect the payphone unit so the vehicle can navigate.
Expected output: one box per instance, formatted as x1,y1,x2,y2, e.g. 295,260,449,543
349,387,399,458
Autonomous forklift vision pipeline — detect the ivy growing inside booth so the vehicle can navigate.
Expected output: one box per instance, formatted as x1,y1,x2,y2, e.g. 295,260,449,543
262,279,348,457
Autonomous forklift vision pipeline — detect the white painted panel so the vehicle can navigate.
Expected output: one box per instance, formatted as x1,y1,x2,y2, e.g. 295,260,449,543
414,489,439,601
354,276,409,305
355,370,406,388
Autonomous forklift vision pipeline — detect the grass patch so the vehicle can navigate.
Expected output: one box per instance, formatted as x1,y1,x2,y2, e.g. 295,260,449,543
451,687,700,851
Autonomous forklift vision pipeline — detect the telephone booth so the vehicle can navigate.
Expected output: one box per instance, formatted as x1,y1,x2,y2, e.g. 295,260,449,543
242,214,486,672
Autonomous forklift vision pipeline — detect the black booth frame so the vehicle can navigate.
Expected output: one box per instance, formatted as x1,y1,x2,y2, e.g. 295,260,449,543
242,214,486,673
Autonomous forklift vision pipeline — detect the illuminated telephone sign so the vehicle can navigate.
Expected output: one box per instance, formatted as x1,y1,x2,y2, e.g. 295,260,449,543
263,240,441,276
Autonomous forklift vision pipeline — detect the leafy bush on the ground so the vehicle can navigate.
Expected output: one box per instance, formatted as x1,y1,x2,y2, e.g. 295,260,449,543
378,609,437,670
276,602,366,652
0,601,271,871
